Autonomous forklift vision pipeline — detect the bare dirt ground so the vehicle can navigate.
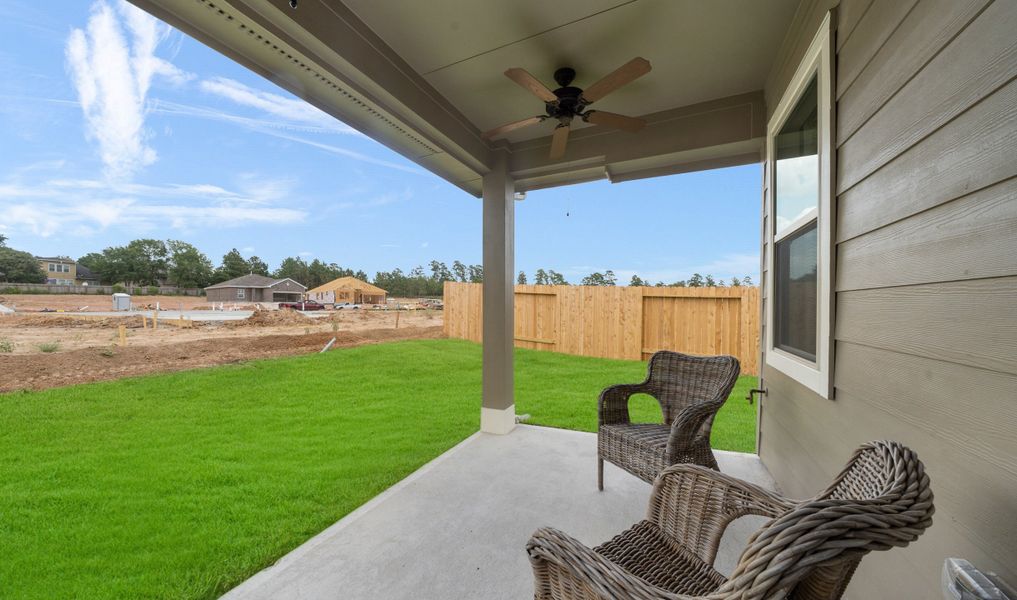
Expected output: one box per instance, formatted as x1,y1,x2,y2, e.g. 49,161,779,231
0,309,445,393
0,293,214,312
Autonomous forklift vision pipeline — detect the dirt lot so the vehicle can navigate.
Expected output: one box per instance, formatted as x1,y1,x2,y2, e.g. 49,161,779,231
0,309,445,393
0,293,214,312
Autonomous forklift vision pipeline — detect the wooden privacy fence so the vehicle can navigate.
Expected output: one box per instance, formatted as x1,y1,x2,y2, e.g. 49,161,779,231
444,282,760,375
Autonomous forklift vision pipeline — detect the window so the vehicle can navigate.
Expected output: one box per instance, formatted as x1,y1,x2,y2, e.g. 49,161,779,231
237,289,245,299
48,263,56,272
765,12,834,399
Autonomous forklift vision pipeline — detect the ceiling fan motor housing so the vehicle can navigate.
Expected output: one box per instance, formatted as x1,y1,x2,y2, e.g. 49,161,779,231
546,67,586,124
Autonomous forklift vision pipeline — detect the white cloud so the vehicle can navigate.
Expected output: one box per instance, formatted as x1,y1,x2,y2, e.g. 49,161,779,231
0,174,306,237
420,242,429,248
199,77,355,134
65,1,192,179
241,246,256,253
298,251,313,257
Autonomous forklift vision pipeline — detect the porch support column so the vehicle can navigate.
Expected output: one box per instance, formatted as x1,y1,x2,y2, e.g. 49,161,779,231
481,151,515,434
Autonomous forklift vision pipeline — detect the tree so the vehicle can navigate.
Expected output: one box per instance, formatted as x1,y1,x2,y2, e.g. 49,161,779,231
704,274,717,287
306,259,331,288
124,239,169,285
629,275,647,287
273,256,310,284
467,264,483,283
451,260,468,282
166,240,213,288
0,234,6,247
248,256,270,276
214,249,252,283
581,271,615,286
730,276,742,287
77,252,106,280
742,275,753,286
0,247,46,283
534,269,548,285
429,260,453,283
687,273,704,287
517,271,527,285
548,270,568,286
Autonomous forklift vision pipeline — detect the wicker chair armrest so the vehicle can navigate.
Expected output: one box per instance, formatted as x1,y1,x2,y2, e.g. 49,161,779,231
598,383,652,426
646,465,796,566
665,401,724,458
527,527,689,600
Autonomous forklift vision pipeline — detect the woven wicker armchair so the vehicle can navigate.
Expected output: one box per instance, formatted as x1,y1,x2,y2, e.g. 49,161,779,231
528,440,934,600
598,351,740,489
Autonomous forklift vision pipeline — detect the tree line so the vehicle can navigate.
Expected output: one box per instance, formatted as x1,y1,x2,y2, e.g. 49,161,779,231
518,268,752,288
0,235,753,295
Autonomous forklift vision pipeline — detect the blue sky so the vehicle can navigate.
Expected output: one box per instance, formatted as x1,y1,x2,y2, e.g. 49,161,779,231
0,0,761,285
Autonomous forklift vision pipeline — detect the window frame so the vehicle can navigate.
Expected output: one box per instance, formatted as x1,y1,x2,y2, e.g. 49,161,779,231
764,12,835,399
237,288,246,300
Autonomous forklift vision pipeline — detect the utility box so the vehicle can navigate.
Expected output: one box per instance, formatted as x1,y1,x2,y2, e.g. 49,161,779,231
112,293,131,311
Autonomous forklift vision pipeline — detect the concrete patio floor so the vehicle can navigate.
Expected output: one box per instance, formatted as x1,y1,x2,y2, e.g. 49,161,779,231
222,425,777,600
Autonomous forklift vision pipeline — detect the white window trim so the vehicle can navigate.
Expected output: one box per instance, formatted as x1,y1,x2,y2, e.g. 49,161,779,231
237,288,245,300
764,12,835,399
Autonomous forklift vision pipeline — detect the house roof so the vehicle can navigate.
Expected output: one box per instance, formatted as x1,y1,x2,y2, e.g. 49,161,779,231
35,256,75,262
75,264,98,280
308,277,387,296
205,274,307,290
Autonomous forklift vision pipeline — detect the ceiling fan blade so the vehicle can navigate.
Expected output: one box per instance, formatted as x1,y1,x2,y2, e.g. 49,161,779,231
549,124,570,160
504,68,558,103
481,116,544,140
581,57,652,103
585,110,646,133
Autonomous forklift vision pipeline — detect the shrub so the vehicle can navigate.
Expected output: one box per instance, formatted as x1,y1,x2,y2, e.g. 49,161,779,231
38,342,60,353
111,284,127,294
147,286,160,295
0,339,14,353
1,286,21,294
99,345,115,358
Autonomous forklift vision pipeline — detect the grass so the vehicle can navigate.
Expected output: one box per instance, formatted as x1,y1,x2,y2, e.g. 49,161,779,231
0,339,755,599
37,341,60,353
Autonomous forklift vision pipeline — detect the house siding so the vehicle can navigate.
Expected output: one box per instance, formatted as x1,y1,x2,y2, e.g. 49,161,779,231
206,287,267,303
759,0,1017,598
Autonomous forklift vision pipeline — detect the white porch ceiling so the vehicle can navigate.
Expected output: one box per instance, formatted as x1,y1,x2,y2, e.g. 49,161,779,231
344,0,799,143
128,0,802,195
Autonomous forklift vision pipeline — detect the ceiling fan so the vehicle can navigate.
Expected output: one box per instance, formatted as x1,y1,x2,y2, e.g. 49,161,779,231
481,57,652,160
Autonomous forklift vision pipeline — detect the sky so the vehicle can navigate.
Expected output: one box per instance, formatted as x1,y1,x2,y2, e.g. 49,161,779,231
0,0,761,285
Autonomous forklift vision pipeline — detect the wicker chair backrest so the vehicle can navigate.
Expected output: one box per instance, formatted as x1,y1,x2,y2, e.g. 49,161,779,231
715,440,934,600
644,351,740,424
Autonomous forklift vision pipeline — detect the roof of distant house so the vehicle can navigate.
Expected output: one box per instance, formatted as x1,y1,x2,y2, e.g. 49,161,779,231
205,274,307,290
34,256,75,262
307,276,386,295
75,264,98,280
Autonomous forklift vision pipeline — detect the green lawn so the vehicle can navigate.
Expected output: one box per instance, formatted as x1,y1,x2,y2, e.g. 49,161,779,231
0,338,755,599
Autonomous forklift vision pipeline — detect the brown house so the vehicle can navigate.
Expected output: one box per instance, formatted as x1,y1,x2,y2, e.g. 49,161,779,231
204,274,306,304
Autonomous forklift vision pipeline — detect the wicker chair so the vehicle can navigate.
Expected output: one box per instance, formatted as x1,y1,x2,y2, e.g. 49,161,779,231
598,351,740,489
528,440,934,600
